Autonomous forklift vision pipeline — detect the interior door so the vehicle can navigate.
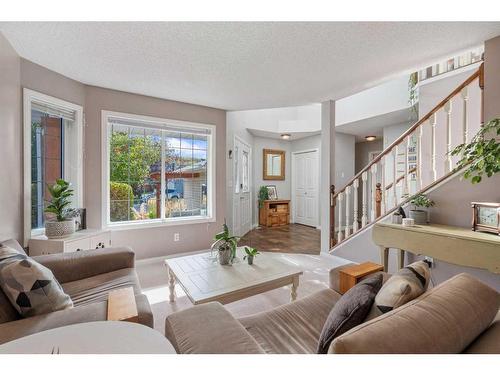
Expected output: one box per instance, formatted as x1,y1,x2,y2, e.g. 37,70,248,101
233,138,252,237
294,150,319,227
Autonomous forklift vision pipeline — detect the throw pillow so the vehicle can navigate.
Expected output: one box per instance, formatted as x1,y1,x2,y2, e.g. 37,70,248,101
317,273,383,354
0,244,73,317
366,260,430,320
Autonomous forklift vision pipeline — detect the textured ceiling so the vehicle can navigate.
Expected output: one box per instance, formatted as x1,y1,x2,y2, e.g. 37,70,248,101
1,22,500,110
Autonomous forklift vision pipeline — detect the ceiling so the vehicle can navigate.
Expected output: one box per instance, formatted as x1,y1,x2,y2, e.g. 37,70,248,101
1,22,500,110
336,108,412,142
247,128,321,141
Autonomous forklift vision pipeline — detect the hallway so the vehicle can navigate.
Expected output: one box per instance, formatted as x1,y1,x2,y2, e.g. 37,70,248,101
239,224,321,255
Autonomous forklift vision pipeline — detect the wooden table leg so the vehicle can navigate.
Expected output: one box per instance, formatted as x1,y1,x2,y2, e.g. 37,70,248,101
397,249,405,270
290,275,299,302
379,246,389,272
167,267,176,303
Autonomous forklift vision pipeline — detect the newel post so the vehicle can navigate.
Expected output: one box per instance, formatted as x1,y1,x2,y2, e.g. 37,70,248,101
330,185,336,247
375,183,382,218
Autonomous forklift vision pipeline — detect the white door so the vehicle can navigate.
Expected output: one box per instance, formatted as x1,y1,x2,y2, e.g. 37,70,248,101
233,138,252,237
293,150,319,227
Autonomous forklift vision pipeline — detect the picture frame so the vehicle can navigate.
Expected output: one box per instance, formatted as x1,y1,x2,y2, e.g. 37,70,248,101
266,185,278,200
74,208,87,231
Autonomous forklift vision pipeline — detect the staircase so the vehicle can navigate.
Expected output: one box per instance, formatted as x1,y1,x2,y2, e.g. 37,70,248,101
330,64,484,251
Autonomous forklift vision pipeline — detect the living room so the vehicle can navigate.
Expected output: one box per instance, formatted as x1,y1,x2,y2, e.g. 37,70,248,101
1,3,500,374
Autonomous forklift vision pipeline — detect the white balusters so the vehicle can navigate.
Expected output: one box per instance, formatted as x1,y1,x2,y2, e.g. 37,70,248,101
361,171,368,227
380,156,386,215
337,192,343,243
392,146,397,207
430,113,437,181
403,136,410,198
370,163,377,222
417,125,423,190
461,86,469,144
345,186,351,238
352,178,359,232
444,100,453,173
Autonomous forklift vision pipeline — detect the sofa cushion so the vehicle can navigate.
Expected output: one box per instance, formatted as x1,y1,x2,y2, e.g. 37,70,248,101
165,301,263,354
238,288,341,354
317,274,382,354
463,311,500,354
1,239,26,256
0,245,73,318
366,260,429,319
0,293,153,345
62,268,141,306
329,273,500,354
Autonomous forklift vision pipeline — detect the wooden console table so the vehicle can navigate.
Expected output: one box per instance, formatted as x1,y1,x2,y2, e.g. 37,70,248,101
373,223,500,274
259,199,290,227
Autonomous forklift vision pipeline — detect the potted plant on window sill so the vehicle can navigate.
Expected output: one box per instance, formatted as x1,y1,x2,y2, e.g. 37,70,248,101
243,246,260,265
211,222,240,265
408,193,435,225
44,179,79,239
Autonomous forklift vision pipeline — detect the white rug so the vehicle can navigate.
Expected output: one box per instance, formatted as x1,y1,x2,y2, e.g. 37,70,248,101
136,252,351,335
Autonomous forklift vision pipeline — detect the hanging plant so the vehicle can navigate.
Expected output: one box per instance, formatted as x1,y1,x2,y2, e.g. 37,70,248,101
450,118,500,184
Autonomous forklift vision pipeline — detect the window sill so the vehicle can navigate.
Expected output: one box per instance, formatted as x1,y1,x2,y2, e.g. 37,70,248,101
105,216,216,231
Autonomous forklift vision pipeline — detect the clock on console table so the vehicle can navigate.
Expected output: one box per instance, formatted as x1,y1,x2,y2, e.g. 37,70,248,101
471,202,500,235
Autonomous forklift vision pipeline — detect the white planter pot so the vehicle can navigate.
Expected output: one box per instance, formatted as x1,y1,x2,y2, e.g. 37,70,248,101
45,220,75,239
409,210,427,225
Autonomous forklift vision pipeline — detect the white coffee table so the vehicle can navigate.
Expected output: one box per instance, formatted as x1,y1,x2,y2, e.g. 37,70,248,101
164,247,303,305
0,321,175,354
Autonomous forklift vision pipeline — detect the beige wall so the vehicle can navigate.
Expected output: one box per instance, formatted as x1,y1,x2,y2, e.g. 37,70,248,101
20,59,85,106
484,36,500,121
0,34,22,242
84,86,226,259
355,139,383,174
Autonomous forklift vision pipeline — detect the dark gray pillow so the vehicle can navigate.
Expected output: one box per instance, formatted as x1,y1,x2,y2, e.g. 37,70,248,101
317,273,383,354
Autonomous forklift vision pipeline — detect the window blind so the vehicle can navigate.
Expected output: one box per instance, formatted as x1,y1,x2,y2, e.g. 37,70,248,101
32,101,77,122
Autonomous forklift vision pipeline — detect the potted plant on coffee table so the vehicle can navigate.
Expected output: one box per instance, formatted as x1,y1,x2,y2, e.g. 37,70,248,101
243,247,260,265
44,179,79,238
408,193,435,225
211,223,240,265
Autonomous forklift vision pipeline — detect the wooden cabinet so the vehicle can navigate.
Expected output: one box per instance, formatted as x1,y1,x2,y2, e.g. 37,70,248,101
259,200,290,227
28,229,112,256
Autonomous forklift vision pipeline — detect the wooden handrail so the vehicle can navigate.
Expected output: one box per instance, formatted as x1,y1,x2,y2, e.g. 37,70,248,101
332,66,482,200
384,167,417,191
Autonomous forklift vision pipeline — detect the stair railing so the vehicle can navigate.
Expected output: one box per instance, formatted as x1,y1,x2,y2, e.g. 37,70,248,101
330,65,484,249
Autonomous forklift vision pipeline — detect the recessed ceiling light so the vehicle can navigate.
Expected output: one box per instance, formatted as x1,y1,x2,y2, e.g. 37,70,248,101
281,134,291,140
365,135,377,142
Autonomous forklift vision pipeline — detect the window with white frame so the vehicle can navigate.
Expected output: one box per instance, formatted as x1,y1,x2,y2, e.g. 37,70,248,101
102,111,215,227
23,89,83,243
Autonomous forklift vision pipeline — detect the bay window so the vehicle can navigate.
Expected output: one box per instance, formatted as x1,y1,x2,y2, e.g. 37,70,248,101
102,111,216,227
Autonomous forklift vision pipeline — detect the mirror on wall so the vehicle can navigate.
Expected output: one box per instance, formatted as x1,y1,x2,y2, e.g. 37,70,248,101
263,149,285,180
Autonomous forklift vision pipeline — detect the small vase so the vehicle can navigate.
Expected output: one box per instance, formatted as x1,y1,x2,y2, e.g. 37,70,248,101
409,210,427,225
218,247,232,265
45,219,75,239
247,255,254,265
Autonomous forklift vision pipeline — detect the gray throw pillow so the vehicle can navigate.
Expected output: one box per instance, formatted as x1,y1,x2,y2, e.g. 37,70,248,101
0,244,73,317
317,273,383,354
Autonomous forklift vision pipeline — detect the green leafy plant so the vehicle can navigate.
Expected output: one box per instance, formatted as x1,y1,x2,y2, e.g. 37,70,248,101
45,179,75,222
110,181,134,221
243,246,260,261
450,118,500,184
258,186,269,208
213,223,240,260
409,193,435,211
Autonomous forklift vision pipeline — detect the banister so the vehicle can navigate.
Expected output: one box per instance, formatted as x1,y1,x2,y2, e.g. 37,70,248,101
384,167,417,191
332,67,481,200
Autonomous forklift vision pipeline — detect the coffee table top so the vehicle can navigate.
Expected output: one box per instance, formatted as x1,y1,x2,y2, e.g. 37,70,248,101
0,321,175,354
165,247,303,305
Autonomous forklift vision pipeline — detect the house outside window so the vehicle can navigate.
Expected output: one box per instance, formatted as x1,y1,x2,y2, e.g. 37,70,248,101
102,111,216,228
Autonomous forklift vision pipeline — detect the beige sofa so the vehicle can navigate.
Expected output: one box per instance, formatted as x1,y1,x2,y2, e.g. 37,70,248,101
165,268,500,354
0,239,153,344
